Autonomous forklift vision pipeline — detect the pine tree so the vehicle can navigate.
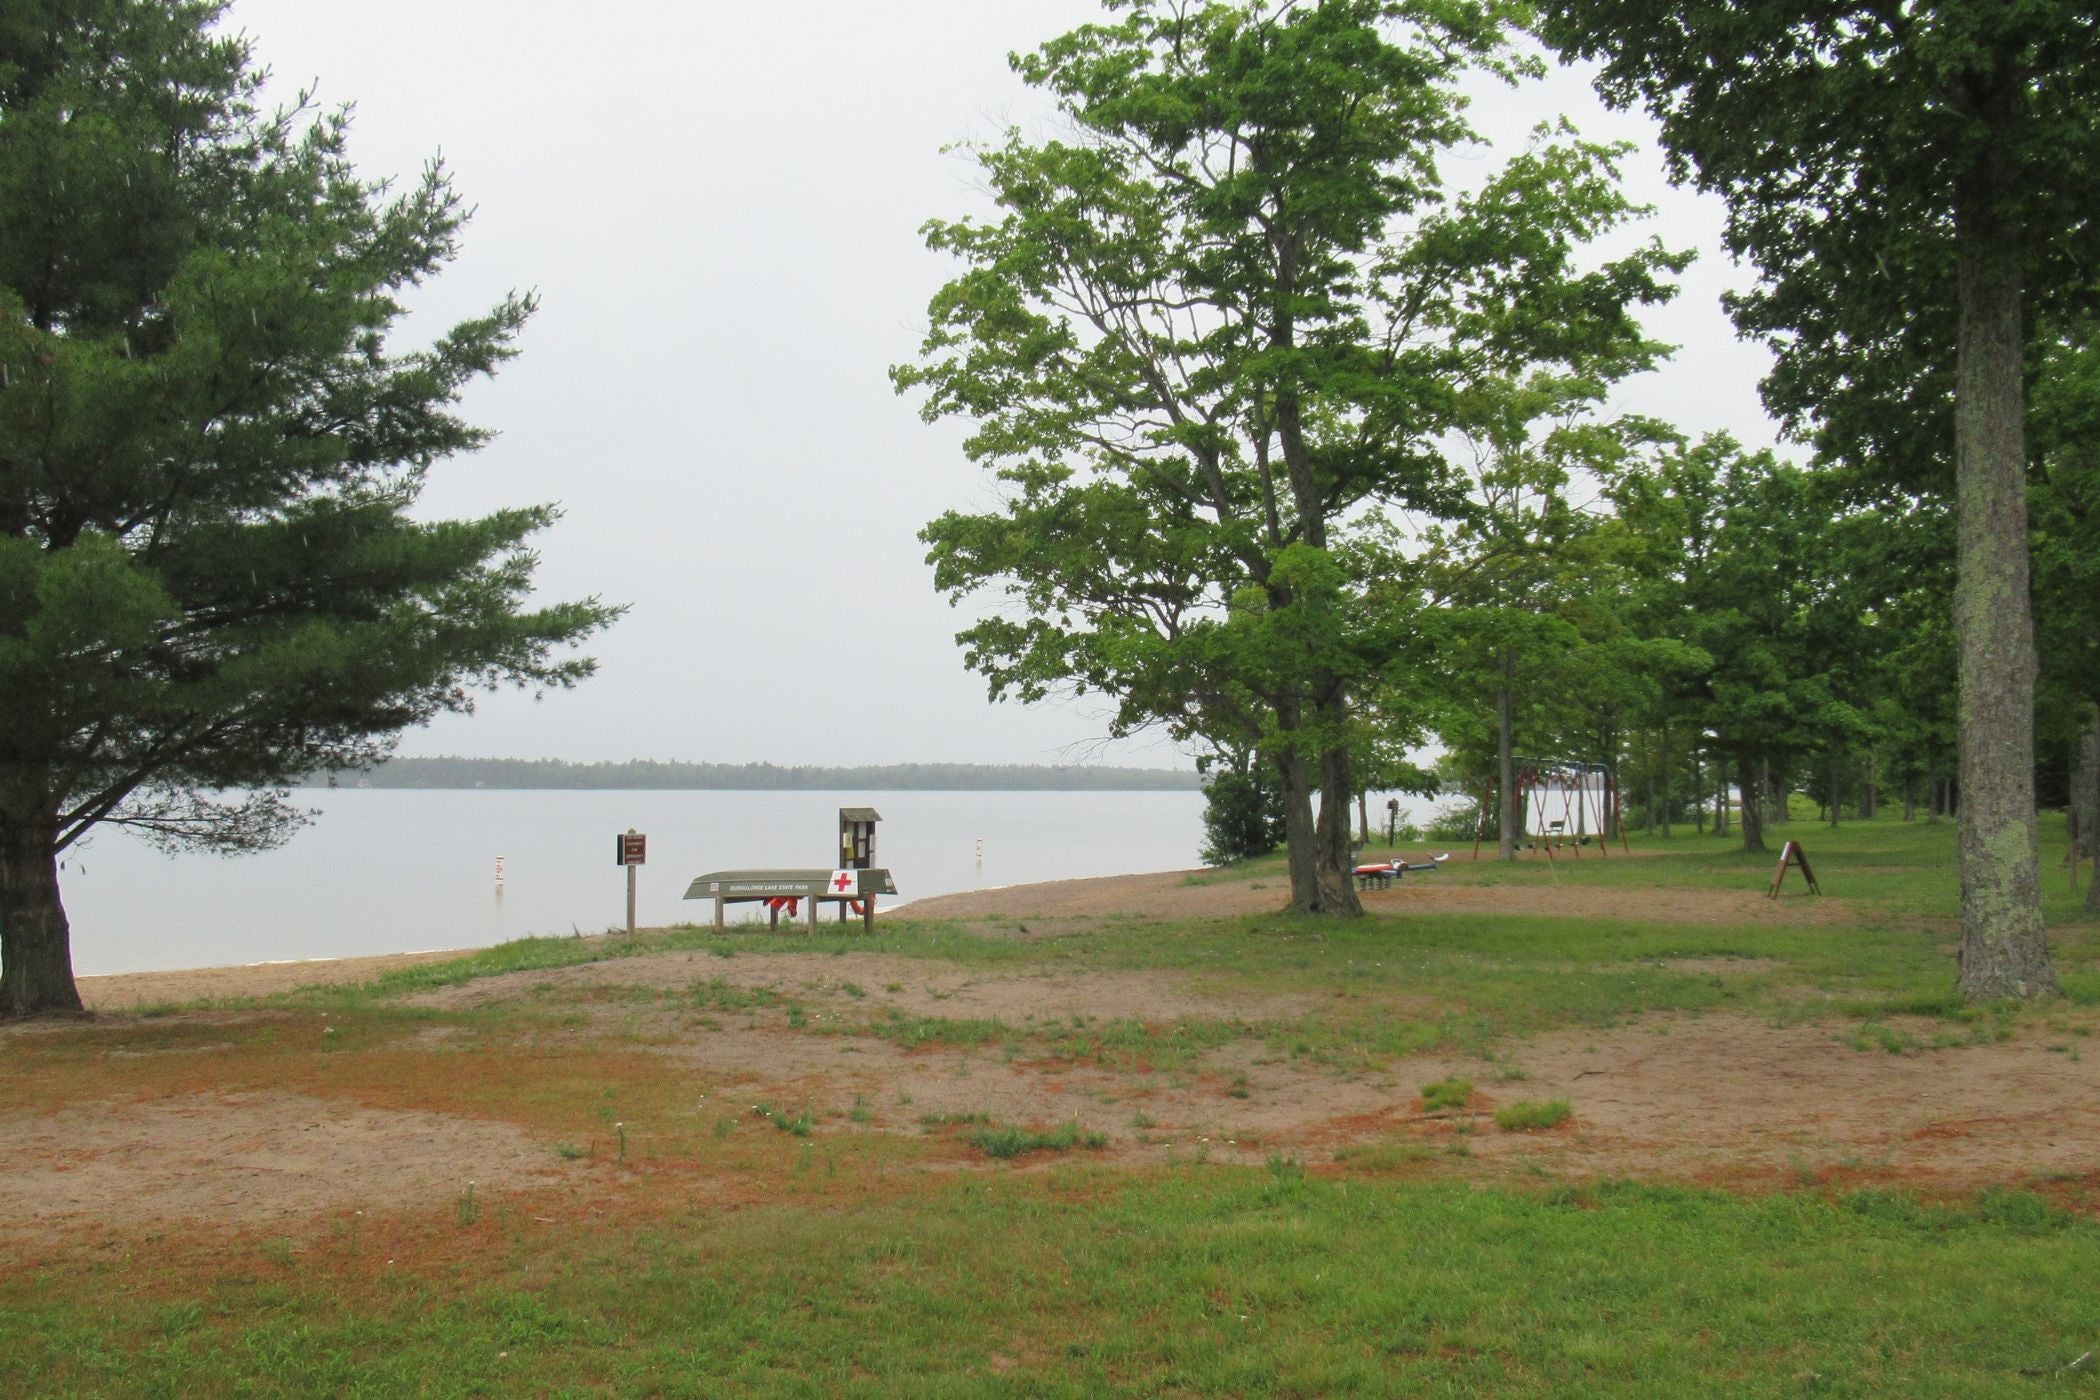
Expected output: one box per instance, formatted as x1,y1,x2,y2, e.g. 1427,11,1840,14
0,1,617,1017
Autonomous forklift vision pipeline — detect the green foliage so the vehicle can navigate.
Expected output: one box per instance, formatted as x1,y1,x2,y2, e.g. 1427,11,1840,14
895,0,1682,910
1606,433,1866,848
1419,1077,1473,1112
1198,751,1286,865
1540,1,2100,479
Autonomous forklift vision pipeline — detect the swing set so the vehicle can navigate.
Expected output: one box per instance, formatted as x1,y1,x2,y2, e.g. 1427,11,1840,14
1472,757,1629,860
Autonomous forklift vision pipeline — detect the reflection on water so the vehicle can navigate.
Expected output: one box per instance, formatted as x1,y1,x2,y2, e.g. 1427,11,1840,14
63,788,1209,975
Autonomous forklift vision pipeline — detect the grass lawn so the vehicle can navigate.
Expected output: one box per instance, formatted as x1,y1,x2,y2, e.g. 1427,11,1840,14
7,813,2100,1396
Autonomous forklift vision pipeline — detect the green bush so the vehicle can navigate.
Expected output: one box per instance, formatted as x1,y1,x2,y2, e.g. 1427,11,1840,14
1424,800,1487,842
1200,759,1287,864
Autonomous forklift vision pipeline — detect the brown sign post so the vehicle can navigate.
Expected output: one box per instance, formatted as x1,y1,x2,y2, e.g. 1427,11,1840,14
1768,839,1821,898
615,829,646,934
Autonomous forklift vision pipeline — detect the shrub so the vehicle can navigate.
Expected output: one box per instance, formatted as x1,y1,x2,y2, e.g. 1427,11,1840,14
1199,757,1286,864
1424,800,1487,842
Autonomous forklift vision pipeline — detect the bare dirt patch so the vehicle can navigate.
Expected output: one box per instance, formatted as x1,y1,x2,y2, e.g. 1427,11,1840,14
599,997,2100,1191
0,1091,574,1232
14,1002,2100,1243
1380,1013,2100,1187
20,864,2086,1249
644,1021,1414,1165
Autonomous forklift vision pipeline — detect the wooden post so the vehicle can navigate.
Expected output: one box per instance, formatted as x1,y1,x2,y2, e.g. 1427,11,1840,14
625,829,638,936
714,894,725,934
1537,773,1556,862
863,895,875,934
806,892,818,936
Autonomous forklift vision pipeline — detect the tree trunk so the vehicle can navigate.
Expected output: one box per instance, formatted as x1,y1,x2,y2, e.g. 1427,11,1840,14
1761,755,1780,826
1496,658,1518,863
2071,712,2099,863
1315,740,1364,915
1275,741,1324,914
1715,762,1729,837
1737,753,1767,854
0,810,86,1019
2086,715,2100,913
1951,177,2058,1000
1660,723,1673,839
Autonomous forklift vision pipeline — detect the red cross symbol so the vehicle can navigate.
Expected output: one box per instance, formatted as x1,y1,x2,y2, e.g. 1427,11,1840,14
831,871,854,892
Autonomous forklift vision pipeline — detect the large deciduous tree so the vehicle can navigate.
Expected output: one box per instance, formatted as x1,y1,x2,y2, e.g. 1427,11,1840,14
1540,2,2100,999
895,0,1679,914
0,1,617,1017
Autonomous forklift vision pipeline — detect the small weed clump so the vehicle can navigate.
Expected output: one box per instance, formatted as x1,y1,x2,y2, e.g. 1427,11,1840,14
966,1122,1109,1159
753,1102,815,1137
689,979,779,1014
1335,1139,1436,1171
1494,1099,1572,1132
1420,1077,1474,1112
918,1111,991,1130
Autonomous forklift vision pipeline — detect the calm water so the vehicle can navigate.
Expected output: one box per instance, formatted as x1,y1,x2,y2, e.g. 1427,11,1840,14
60,789,1209,975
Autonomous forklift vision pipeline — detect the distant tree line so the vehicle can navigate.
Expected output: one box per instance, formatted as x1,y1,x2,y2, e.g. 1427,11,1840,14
319,758,1203,793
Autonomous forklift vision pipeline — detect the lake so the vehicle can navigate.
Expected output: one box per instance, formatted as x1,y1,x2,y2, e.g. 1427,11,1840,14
59,788,1213,975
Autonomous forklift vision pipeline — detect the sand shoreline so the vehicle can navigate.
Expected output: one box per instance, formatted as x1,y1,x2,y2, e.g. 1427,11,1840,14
74,946,491,1011
69,868,1220,1011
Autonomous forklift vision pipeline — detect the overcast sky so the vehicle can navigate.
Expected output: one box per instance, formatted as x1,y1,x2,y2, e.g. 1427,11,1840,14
231,0,1783,769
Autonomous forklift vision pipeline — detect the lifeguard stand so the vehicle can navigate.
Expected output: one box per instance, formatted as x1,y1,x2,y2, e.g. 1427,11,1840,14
839,807,880,871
